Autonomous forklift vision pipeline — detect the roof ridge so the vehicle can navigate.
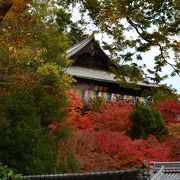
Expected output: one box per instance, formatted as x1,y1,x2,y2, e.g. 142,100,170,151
24,168,141,179
67,35,95,57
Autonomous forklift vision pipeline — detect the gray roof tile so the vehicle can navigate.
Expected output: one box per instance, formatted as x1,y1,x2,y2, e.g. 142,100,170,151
25,168,145,180
65,66,159,87
150,162,180,180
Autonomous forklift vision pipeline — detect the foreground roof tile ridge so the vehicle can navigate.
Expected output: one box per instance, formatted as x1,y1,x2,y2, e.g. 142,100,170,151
150,161,180,180
24,167,148,180
25,168,139,176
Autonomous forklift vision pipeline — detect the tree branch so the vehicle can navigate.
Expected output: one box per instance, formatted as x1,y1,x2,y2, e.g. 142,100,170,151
127,17,180,76
158,43,180,76
126,17,152,44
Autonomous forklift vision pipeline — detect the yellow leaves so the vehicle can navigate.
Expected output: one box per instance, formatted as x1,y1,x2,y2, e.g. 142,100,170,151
60,73,75,88
37,63,75,89
37,63,60,77
30,0,59,22
8,47,13,51
62,55,72,67
34,48,47,64
112,0,129,17
109,14,118,23
8,46,18,60
7,45,34,62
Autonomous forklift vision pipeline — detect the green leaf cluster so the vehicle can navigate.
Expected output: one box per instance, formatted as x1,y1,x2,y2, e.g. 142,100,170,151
0,163,24,180
0,90,57,175
129,102,168,141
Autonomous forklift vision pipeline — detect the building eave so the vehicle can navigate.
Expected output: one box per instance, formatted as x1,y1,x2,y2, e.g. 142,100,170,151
65,66,159,88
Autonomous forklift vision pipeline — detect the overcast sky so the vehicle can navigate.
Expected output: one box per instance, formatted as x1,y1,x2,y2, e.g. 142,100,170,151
71,6,180,93
95,34,180,93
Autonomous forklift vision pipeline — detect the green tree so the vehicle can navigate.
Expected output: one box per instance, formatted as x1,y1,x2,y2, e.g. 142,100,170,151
56,7,88,44
61,0,180,84
0,0,78,175
129,102,168,141
0,91,57,174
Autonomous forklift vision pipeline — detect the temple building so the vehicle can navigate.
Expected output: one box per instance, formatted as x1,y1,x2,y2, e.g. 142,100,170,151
66,35,158,103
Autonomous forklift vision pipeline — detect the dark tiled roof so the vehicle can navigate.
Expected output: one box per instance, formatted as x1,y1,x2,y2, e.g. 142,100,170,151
67,35,94,58
25,168,147,180
150,162,180,180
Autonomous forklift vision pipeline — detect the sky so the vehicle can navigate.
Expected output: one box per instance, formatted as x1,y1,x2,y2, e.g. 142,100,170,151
71,5,180,93
95,33,180,93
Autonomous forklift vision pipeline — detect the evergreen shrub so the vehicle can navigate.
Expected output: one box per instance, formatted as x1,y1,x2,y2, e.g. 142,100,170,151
129,102,168,141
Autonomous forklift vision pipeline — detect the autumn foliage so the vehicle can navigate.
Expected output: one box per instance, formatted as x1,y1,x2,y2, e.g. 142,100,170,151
86,101,132,131
64,92,180,172
65,91,132,131
156,100,180,123
166,123,180,161
64,91,93,130
95,132,169,168
68,131,171,171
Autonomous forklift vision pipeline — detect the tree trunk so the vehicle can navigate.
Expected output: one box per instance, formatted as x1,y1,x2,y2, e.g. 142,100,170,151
0,0,12,22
